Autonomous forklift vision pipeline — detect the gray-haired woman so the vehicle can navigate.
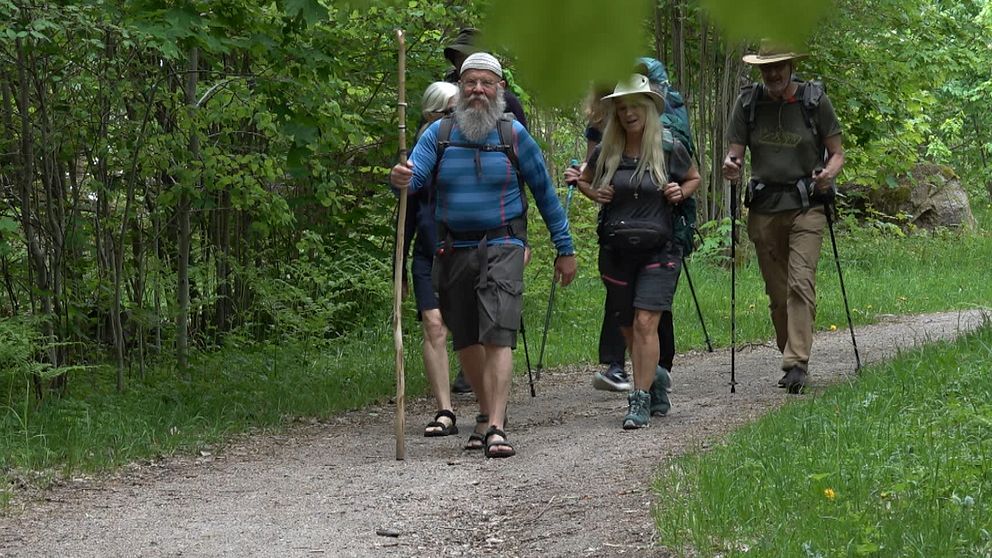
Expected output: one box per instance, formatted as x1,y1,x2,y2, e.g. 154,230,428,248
403,81,459,437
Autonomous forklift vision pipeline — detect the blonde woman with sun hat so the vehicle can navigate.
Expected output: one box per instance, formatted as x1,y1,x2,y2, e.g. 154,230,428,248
575,74,701,430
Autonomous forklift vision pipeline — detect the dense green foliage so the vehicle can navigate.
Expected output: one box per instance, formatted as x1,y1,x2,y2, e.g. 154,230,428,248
653,320,992,557
0,0,484,394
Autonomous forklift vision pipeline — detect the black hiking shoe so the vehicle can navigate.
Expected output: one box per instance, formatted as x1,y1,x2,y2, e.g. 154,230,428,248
777,372,788,388
782,365,808,394
451,370,472,394
593,363,631,392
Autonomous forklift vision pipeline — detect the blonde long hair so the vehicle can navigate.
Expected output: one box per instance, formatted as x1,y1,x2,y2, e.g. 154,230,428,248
593,94,667,191
583,83,613,132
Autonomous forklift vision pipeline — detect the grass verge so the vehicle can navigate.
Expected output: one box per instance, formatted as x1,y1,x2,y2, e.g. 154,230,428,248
653,319,992,557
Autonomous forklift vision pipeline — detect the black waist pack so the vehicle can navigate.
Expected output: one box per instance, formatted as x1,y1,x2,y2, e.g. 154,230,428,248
601,219,670,253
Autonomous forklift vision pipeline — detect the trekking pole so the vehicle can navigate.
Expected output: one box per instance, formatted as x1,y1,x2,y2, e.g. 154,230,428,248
729,157,740,394
681,255,713,352
535,159,580,382
520,316,536,397
824,198,862,372
391,29,408,460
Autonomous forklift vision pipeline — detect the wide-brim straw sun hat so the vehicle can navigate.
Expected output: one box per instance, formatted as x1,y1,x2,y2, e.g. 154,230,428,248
742,39,808,65
601,74,666,114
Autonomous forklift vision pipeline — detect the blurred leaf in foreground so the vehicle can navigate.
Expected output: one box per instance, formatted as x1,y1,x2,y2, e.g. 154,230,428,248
482,0,651,108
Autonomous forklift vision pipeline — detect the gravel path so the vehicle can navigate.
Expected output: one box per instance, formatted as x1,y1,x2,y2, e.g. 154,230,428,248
1,310,986,558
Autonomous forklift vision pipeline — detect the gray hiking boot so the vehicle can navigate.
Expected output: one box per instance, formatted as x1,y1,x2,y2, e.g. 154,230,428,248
649,366,672,416
623,389,651,430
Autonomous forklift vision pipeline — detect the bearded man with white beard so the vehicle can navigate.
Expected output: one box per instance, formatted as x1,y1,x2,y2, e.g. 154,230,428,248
390,52,577,459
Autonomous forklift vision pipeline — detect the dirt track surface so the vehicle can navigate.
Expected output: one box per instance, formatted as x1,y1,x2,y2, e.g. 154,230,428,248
1,310,987,558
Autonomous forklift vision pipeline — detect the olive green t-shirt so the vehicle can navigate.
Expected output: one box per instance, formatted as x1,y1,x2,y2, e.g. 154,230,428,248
728,84,842,213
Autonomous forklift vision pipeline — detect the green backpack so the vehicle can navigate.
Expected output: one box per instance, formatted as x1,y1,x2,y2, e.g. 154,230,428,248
662,129,698,256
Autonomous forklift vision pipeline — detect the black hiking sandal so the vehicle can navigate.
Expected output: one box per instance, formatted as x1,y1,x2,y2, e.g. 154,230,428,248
464,414,488,450
782,366,808,394
483,426,515,459
424,409,458,437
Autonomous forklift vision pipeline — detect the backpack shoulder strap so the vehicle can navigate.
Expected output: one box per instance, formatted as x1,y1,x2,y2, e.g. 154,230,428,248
795,80,824,137
801,79,825,110
795,80,826,163
662,127,675,153
740,82,762,144
430,115,456,191
495,114,527,213
435,115,455,151
495,116,519,170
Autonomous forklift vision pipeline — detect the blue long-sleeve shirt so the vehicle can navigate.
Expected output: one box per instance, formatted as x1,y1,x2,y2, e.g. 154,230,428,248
406,118,575,256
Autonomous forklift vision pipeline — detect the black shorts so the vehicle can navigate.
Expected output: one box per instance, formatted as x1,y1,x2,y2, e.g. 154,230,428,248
432,244,524,351
410,201,440,319
411,251,438,317
598,244,681,327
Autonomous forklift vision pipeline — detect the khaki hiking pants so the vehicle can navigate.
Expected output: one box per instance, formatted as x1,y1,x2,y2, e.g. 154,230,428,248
747,206,826,372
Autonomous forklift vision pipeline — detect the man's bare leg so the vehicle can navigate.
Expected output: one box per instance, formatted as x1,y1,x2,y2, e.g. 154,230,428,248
481,344,513,454
421,309,453,434
457,344,487,411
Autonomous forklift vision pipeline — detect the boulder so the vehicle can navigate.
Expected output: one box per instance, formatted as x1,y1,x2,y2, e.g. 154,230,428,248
844,164,977,231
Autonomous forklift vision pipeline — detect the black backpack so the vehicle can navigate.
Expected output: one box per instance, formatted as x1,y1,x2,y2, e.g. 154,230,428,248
741,78,826,153
739,78,831,208
429,114,528,243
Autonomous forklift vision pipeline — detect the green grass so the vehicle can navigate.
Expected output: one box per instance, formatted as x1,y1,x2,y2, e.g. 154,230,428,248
652,319,992,557
1,201,990,505
0,329,405,485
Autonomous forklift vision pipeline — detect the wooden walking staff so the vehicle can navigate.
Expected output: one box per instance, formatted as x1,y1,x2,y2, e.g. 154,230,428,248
392,28,408,460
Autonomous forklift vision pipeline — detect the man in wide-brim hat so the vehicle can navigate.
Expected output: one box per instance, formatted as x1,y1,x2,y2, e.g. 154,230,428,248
722,40,845,394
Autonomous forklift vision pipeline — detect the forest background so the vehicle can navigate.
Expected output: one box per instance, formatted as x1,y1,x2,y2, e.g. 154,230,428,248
1,0,990,494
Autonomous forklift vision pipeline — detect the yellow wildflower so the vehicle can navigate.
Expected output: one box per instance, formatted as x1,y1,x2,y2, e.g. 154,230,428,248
824,488,836,501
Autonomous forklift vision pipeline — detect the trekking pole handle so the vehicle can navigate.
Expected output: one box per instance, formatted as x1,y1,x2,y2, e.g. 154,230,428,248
729,156,741,241
565,159,581,186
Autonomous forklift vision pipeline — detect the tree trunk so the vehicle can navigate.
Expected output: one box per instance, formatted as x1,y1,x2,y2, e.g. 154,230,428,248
653,2,666,68
697,20,710,221
15,39,57,397
671,0,685,88
214,187,230,333
177,48,199,372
